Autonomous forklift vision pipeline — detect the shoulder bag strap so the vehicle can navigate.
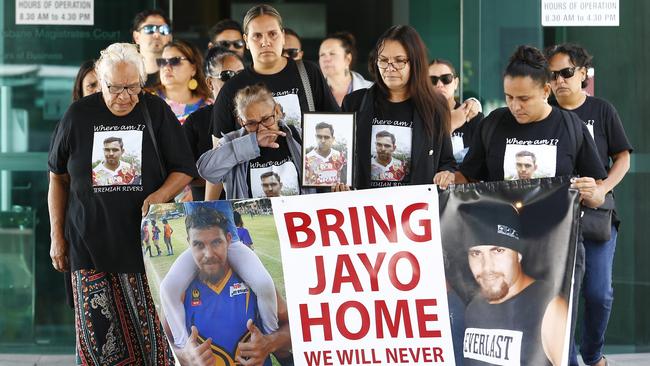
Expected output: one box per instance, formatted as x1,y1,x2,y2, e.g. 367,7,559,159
296,60,315,112
140,95,167,180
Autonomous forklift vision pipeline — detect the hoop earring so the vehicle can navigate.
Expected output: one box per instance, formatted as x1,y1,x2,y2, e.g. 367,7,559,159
188,78,198,91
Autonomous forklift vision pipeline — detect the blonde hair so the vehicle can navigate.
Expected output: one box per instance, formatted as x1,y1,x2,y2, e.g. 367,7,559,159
242,4,283,34
234,83,276,121
95,43,146,86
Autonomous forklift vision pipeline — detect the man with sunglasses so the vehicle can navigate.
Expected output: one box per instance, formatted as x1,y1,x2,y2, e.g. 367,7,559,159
208,19,246,59
132,9,172,87
198,84,312,199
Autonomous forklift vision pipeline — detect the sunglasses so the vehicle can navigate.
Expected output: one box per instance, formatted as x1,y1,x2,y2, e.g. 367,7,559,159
430,74,455,85
217,39,245,49
139,24,171,36
156,56,189,68
212,70,243,82
282,48,300,59
550,67,577,81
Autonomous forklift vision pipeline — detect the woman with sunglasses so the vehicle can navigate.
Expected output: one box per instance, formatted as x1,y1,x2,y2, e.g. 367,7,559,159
182,46,245,201
546,43,632,366
429,59,483,165
341,25,455,190
209,4,338,176
154,39,212,125
456,45,608,365
319,31,373,106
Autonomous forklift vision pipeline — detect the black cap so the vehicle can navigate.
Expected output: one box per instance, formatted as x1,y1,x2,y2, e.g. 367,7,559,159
458,200,526,255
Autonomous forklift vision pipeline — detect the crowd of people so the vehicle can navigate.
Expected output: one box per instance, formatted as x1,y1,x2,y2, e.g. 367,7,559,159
53,4,631,366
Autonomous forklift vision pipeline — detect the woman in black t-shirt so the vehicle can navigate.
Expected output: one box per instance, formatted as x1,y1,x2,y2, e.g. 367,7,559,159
429,58,484,166
456,45,608,366
206,4,338,199
183,47,245,200
546,43,632,366
341,25,456,189
48,43,197,365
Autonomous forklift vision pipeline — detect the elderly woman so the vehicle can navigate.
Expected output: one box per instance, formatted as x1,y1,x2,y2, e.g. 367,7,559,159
48,43,197,365
155,39,212,124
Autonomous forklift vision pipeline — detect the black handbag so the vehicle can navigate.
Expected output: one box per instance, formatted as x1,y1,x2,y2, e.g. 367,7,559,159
580,192,615,241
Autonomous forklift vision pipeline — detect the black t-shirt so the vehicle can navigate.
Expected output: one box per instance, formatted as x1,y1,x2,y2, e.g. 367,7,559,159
551,96,633,171
183,104,217,201
460,107,607,182
145,72,159,88
211,58,339,138
48,93,198,273
451,101,483,165
246,135,300,198
370,99,414,186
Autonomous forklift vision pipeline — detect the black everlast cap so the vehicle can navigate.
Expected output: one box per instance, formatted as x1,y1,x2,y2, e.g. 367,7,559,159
457,200,526,255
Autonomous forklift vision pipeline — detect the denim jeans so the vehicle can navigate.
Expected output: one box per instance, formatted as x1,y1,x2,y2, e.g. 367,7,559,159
570,225,617,366
447,288,465,366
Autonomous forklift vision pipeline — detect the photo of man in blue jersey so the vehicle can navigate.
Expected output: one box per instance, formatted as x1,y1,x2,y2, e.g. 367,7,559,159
171,206,291,366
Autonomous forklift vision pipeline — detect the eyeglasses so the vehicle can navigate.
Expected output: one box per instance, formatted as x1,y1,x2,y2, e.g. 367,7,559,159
430,74,455,85
377,58,409,70
216,39,245,49
104,81,141,95
156,56,189,68
282,48,300,59
242,109,276,129
139,24,171,36
210,70,243,82
550,67,577,81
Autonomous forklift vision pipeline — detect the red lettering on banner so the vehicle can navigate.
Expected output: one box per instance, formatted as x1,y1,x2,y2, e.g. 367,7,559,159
376,299,413,338
402,202,432,242
332,255,363,293
364,205,397,243
317,208,347,246
309,256,326,295
304,350,333,366
300,299,440,341
358,252,386,291
388,251,421,291
300,302,332,341
385,347,445,363
283,202,432,247
416,299,442,338
336,348,381,364
285,212,315,248
336,301,370,340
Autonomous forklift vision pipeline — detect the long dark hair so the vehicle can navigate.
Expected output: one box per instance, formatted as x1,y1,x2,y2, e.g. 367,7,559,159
504,45,551,87
369,25,450,136
72,60,96,101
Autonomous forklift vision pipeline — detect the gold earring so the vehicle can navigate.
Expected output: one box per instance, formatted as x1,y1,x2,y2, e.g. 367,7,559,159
188,78,198,90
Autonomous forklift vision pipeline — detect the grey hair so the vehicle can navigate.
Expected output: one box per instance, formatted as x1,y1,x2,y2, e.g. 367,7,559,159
242,4,283,35
95,43,147,86
234,83,275,121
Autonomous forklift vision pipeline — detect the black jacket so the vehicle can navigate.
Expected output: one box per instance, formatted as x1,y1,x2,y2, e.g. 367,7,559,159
342,86,456,189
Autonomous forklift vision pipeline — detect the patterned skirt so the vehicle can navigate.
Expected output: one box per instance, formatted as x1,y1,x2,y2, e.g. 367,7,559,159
72,270,174,366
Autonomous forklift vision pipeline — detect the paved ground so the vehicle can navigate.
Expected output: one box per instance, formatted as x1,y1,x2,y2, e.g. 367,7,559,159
1,353,649,365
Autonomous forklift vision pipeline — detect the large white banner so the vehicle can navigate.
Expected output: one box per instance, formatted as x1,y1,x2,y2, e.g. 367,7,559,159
272,186,455,366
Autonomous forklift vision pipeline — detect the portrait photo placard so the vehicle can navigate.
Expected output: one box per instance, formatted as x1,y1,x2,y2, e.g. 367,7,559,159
302,112,354,187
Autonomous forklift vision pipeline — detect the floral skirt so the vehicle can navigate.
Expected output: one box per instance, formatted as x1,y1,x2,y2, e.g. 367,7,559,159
72,270,174,366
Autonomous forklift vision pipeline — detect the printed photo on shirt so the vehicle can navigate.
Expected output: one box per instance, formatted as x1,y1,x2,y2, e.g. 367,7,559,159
249,159,299,198
91,130,142,186
274,93,301,127
503,144,557,181
302,113,354,187
451,132,469,164
370,125,412,182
